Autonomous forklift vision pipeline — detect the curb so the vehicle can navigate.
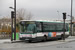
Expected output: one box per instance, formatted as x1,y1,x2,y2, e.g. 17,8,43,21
0,36,75,44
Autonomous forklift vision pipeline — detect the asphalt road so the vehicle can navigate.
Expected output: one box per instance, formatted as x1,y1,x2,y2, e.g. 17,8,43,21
0,39,75,50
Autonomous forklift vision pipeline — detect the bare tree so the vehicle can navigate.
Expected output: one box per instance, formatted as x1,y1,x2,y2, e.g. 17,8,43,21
17,8,25,20
25,12,32,20
16,8,32,21
16,8,33,31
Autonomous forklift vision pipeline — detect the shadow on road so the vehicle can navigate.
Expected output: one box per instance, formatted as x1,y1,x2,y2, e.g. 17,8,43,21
25,38,61,43
3,38,62,44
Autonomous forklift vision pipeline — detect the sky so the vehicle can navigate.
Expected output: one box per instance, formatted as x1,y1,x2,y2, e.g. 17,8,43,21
0,0,75,20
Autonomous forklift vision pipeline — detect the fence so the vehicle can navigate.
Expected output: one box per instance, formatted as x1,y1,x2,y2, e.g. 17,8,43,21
0,32,10,39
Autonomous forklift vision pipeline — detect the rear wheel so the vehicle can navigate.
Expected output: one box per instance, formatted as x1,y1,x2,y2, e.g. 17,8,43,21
60,34,64,40
42,36,47,42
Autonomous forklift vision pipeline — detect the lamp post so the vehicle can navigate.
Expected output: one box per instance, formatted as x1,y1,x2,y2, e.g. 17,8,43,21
57,11,60,20
70,0,73,36
9,0,16,40
14,0,16,40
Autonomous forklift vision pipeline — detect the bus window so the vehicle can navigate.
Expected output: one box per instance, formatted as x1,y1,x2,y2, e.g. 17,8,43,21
20,21,26,32
65,24,69,31
36,22,42,32
20,21,37,33
56,23,63,31
43,23,56,32
27,24,37,33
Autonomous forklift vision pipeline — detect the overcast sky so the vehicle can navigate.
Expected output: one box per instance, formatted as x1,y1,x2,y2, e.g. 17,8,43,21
0,0,75,20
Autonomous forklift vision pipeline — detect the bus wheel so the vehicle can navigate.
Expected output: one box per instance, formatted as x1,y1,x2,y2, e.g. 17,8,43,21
42,36,47,42
60,34,64,40
28,40,32,43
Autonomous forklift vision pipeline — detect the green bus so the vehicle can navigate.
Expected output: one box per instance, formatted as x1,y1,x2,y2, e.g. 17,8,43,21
19,20,69,42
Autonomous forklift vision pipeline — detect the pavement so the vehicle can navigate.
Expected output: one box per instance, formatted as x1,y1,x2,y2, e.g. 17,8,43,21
0,39,10,43
0,36,75,44
58,36,75,42
0,36,75,50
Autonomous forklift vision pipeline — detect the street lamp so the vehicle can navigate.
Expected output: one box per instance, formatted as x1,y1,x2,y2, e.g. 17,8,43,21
9,7,14,9
57,11,60,20
9,0,16,41
68,15,74,20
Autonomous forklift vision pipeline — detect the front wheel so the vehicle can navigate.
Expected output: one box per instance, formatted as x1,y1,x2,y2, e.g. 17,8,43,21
28,40,32,43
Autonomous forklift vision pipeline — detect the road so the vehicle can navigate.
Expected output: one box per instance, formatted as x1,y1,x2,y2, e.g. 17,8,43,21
0,39,75,50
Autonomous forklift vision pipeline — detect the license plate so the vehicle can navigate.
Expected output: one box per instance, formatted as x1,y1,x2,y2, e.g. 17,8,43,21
25,39,29,40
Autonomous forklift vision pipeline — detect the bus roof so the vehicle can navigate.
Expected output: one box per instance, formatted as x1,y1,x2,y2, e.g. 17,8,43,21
20,20,68,23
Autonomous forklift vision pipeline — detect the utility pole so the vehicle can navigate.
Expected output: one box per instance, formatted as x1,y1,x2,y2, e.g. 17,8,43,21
70,0,73,36
9,0,16,41
62,13,66,40
14,0,16,40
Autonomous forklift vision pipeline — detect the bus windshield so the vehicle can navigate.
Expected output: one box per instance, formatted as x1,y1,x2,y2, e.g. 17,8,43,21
20,21,36,33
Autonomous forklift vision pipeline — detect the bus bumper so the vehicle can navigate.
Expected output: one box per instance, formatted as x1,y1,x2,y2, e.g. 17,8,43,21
20,37,36,41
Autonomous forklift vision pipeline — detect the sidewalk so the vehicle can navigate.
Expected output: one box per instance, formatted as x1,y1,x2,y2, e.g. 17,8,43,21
58,36,75,42
64,36,75,42
0,36,75,44
0,39,10,43
67,36,75,39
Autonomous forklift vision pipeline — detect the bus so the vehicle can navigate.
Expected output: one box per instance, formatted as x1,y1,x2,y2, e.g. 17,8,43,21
19,20,69,42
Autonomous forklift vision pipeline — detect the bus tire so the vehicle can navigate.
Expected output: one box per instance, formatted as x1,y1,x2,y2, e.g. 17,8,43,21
28,40,32,43
42,35,47,42
61,34,64,40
